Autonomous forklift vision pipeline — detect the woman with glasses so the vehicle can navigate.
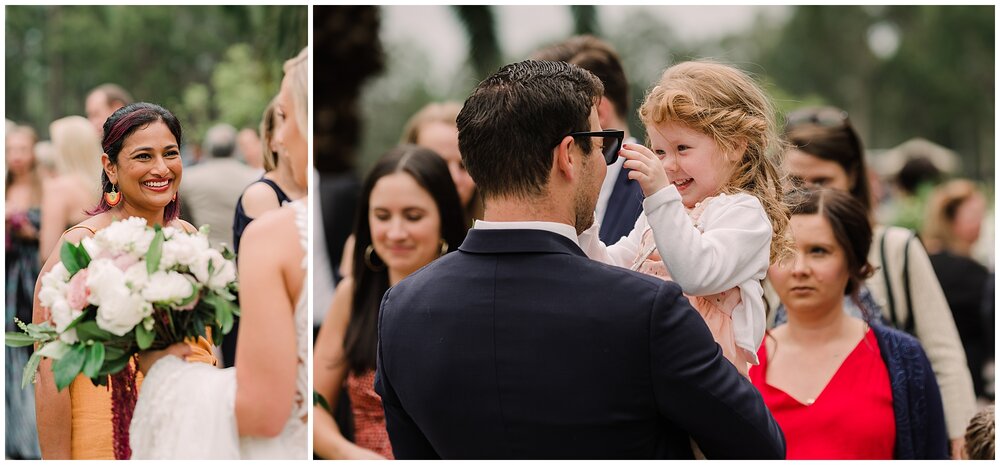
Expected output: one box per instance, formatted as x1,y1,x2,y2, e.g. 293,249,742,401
775,106,976,458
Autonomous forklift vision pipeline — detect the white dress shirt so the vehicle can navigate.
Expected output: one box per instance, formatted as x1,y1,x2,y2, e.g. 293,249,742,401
473,219,580,247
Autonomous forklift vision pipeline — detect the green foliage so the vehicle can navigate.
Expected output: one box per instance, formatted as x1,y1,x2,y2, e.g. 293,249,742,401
212,43,275,130
146,228,164,275
53,344,87,391
6,5,306,140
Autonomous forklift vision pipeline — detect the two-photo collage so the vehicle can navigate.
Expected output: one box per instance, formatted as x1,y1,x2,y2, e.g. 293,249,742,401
5,4,996,460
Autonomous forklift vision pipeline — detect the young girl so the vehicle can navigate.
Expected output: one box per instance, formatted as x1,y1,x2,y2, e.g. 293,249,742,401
580,61,790,376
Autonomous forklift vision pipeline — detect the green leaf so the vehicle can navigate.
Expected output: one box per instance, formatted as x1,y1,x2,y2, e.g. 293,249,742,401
206,293,236,335
82,343,106,379
75,321,113,342
97,354,132,377
20,352,43,389
52,344,87,391
146,228,165,275
103,345,126,360
136,324,155,350
72,242,91,269
60,241,81,276
63,309,91,332
5,332,38,347
37,340,71,360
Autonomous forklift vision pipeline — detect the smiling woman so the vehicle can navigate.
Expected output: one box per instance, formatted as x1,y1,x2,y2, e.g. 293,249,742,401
32,102,216,460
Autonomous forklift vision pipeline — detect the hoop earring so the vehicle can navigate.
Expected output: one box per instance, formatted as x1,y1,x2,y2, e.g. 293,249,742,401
439,239,449,256
105,184,122,207
364,245,385,272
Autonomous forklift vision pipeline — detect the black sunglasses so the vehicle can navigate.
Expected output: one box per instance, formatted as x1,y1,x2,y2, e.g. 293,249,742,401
555,129,624,165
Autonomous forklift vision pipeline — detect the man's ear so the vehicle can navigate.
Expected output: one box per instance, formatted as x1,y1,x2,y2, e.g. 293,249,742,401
102,153,117,185
553,135,576,182
596,97,616,130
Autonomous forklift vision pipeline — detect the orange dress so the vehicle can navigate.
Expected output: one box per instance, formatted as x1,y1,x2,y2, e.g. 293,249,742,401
631,201,754,377
69,337,217,459
346,370,394,459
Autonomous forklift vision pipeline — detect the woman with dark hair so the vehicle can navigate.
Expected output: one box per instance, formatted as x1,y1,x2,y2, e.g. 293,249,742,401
751,187,948,459
6,125,43,459
31,103,217,459
776,106,976,457
313,145,467,459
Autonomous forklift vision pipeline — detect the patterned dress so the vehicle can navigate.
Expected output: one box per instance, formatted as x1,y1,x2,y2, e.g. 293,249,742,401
5,207,42,459
347,370,394,458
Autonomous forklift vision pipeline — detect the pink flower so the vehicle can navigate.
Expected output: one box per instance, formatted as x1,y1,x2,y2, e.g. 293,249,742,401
66,269,90,311
112,254,139,271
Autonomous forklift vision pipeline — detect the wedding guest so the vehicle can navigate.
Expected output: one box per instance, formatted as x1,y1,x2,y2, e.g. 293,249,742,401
580,60,790,378
129,47,311,459
777,106,976,457
532,34,644,245
85,83,132,136
751,187,948,459
32,103,216,460
313,145,467,459
224,98,306,368
964,405,995,460
237,127,265,173
6,124,43,460
33,139,58,179
39,115,104,260
180,123,258,249
923,179,993,400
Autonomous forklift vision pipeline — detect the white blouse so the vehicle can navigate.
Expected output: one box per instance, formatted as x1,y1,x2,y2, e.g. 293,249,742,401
579,185,772,363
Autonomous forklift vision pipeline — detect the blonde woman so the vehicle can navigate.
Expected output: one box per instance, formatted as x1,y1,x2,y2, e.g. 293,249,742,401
39,115,104,260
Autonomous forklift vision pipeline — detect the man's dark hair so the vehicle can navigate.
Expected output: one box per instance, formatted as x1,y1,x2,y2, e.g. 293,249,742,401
896,156,942,195
532,35,629,121
456,59,603,199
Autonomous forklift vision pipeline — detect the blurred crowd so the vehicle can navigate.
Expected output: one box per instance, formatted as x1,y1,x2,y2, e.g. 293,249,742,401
309,22,994,460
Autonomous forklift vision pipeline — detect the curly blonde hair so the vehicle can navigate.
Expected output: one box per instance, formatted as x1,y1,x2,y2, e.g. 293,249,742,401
638,60,791,263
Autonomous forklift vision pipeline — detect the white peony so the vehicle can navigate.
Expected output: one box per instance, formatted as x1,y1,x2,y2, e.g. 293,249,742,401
123,261,150,291
95,289,152,337
38,262,70,308
190,248,236,290
159,232,211,270
80,236,103,260
85,258,129,307
94,217,155,258
141,271,195,304
50,299,82,343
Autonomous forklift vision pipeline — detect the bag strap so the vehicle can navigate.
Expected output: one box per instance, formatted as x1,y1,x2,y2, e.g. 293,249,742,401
901,230,916,334
879,229,899,327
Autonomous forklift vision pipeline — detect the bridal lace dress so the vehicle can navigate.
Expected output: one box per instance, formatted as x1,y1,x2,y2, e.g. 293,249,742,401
129,201,308,459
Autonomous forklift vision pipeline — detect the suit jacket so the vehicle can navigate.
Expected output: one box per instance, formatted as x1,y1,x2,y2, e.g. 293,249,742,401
375,228,785,459
599,163,644,245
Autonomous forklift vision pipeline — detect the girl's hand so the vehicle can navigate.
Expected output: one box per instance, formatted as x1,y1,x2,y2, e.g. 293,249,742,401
137,342,192,375
620,143,669,197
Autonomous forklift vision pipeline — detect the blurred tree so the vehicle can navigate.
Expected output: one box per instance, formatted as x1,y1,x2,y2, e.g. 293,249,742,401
5,5,305,143
571,6,599,36
752,5,993,182
212,44,272,132
452,6,502,82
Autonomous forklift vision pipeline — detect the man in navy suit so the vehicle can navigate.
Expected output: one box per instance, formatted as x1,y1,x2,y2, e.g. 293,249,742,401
533,35,644,245
375,59,785,459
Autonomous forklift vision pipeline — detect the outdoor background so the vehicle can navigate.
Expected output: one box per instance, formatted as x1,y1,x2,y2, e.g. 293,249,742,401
340,5,993,189
6,5,307,151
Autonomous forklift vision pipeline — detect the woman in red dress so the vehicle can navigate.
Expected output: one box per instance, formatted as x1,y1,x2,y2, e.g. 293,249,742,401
750,188,948,459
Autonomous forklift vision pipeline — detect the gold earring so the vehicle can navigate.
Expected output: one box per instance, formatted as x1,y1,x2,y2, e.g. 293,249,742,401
364,244,385,272
439,239,449,256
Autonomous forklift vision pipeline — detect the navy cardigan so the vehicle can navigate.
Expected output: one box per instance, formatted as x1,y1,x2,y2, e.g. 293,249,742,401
870,323,949,459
